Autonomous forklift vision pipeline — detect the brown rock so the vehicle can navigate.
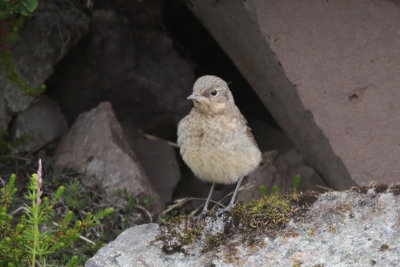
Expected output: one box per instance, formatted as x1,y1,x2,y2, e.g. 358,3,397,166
11,96,68,153
185,0,400,187
54,102,163,212
131,138,181,204
237,151,327,202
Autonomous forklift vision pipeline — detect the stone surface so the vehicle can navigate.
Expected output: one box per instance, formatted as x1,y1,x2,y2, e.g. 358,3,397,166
54,102,164,212
86,189,400,266
85,223,160,267
131,138,181,204
184,0,400,187
10,96,68,153
0,0,89,129
48,3,195,138
237,151,326,202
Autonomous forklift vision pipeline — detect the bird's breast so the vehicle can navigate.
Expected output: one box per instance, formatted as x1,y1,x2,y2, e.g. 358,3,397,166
177,112,261,184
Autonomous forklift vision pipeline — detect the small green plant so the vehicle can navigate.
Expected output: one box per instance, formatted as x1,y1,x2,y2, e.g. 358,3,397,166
0,160,114,266
138,196,155,210
63,178,85,210
271,185,279,194
0,130,32,161
0,0,38,19
292,174,303,193
258,185,267,197
114,187,155,212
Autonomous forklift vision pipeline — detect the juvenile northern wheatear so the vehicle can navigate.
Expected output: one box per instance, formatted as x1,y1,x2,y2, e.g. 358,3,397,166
177,75,262,215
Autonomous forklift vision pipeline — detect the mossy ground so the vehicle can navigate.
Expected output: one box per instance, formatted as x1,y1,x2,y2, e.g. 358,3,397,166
156,191,319,255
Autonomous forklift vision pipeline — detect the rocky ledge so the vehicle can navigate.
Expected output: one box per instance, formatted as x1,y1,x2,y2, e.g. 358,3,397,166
86,185,400,266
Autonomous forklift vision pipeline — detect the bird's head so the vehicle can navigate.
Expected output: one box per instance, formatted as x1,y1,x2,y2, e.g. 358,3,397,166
187,75,235,115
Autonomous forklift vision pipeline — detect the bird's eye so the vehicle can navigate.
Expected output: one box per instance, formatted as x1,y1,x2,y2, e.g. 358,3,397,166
211,90,218,96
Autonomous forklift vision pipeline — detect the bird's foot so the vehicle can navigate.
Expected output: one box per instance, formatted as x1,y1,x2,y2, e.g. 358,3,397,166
194,209,209,223
214,203,234,217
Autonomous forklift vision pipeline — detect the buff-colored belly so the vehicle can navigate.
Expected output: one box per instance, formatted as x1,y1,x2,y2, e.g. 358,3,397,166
180,136,261,184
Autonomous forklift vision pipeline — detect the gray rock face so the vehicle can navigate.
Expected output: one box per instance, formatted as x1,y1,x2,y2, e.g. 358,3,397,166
0,0,89,129
131,138,181,205
48,4,195,138
86,189,400,266
237,151,326,202
54,102,164,212
184,0,400,187
10,96,68,153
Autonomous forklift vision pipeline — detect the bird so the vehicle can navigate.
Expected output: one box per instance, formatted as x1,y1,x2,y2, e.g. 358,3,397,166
177,75,262,216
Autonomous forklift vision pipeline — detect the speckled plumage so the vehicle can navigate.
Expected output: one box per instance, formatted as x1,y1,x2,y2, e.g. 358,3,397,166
177,75,262,185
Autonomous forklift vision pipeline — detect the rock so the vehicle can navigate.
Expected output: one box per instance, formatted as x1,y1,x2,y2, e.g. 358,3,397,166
0,0,89,130
282,149,326,190
184,0,400,187
131,138,181,205
86,188,400,266
237,151,326,202
85,224,160,267
10,96,68,153
54,102,164,212
0,97,11,131
48,4,195,138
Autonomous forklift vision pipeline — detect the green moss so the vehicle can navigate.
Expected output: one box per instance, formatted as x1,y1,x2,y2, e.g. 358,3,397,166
229,193,293,239
0,49,46,96
202,232,226,253
0,1,46,97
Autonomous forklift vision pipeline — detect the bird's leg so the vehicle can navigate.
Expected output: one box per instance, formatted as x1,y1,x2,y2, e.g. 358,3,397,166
227,176,244,209
196,183,215,221
216,177,244,216
203,183,215,212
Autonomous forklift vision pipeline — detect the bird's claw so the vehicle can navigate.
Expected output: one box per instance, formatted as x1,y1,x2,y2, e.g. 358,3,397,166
194,209,208,223
214,204,234,217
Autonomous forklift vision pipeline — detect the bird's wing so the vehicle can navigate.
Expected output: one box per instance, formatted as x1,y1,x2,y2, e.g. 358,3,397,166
246,126,255,141
234,108,257,144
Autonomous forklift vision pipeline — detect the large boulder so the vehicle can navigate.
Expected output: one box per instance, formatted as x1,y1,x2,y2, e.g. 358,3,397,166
183,0,400,187
86,188,400,266
54,102,164,212
48,3,195,138
0,0,89,130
